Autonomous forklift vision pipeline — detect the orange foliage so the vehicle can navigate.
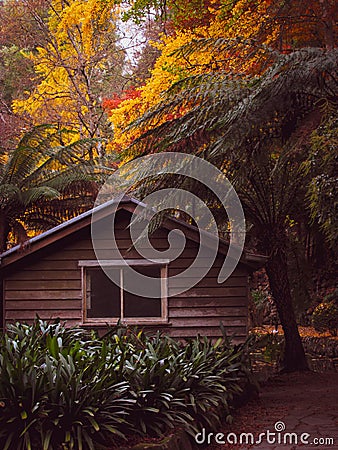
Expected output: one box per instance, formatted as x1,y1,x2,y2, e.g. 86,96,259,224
252,325,338,340
107,0,337,158
169,0,221,30
102,87,141,114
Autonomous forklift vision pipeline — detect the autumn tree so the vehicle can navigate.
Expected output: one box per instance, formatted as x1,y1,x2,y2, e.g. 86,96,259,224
11,0,126,157
0,0,49,150
108,0,337,153
128,19,164,86
106,0,281,153
121,0,219,30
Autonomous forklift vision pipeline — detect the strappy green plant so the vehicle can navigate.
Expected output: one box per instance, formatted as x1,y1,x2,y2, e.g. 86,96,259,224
0,319,253,448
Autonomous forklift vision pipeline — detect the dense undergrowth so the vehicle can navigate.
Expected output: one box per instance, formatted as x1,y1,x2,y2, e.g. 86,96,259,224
0,320,253,450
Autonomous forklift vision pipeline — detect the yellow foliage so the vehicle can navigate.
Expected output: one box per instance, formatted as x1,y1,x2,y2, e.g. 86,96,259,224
108,0,281,157
12,0,118,140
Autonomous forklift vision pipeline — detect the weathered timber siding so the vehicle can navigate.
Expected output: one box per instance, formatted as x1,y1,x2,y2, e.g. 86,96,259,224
3,210,248,340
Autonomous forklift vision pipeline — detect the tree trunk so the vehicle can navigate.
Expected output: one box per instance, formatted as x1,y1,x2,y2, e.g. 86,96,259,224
319,0,336,50
262,230,309,372
0,212,10,253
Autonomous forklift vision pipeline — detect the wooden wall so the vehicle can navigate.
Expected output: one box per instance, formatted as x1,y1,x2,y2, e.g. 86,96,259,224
2,209,248,341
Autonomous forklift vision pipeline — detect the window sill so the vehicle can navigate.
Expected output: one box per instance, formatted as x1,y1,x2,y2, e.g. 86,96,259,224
80,319,172,327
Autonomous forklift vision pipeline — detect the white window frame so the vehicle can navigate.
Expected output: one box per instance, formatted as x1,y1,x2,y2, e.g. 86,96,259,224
79,260,169,325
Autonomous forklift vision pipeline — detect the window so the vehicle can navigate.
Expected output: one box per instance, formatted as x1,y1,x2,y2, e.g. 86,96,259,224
79,260,168,324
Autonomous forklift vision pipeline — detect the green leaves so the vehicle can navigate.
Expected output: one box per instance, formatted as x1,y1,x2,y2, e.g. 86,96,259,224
0,320,253,448
0,125,106,251
305,116,338,248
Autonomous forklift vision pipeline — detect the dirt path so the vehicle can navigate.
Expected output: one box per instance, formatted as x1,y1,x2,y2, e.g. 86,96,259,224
206,372,338,450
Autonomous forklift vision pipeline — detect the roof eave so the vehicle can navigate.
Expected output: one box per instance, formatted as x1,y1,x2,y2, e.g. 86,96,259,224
0,197,267,271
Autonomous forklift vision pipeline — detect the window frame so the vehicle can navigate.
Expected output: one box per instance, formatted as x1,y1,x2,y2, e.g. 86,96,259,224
79,259,169,325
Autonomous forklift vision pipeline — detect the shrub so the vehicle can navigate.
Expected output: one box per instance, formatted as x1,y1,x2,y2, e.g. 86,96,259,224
0,319,253,449
250,331,284,366
0,320,133,450
251,289,268,312
117,328,252,436
312,302,338,336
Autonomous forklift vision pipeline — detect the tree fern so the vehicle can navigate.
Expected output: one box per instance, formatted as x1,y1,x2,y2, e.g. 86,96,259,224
115,45,337,371
0,125,106,251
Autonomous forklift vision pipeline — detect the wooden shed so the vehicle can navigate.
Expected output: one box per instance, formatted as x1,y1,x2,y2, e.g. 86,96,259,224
0,197,265,341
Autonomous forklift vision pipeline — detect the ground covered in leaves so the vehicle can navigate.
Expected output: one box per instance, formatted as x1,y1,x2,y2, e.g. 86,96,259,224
251,326,338,340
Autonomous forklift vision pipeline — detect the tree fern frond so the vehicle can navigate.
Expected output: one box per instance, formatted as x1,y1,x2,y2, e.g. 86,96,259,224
0,125,107,251
3,125,64,185
21,187,61,206
0,184,21,206
124,48,337,162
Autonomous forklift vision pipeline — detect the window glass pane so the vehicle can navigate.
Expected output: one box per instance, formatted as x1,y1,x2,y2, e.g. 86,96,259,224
87,268,120,318
124,265,162,317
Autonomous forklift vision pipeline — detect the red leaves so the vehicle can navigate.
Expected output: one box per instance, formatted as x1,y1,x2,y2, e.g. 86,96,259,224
102,87,141,114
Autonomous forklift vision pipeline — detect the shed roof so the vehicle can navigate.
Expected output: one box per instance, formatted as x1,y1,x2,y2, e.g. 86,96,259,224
0,196,267,270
